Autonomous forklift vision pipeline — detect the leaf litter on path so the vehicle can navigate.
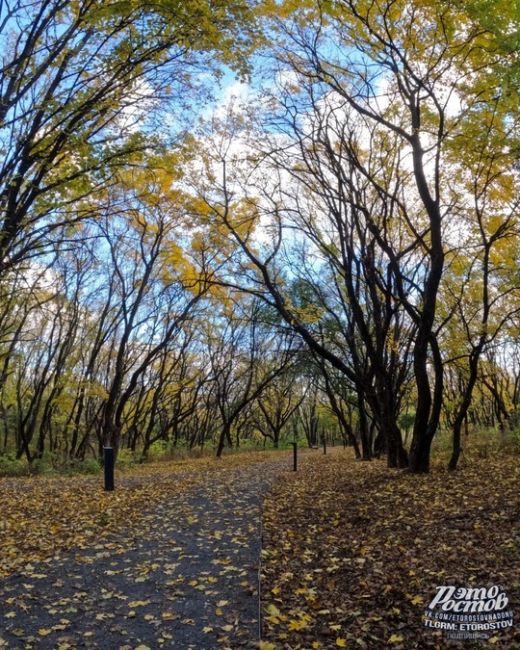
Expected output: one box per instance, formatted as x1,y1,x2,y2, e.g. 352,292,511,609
0,452,296,649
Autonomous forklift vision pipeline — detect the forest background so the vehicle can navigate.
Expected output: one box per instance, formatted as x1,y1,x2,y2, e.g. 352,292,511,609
1,0,520,477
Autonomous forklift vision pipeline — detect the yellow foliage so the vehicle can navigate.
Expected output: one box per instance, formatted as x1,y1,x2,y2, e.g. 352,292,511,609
287,618,309,630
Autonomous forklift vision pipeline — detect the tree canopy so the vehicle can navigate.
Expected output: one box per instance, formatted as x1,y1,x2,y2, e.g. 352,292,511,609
0,0,520,474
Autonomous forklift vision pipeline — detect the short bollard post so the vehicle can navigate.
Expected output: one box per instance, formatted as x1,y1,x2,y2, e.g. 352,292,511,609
322,434,327,455
104,446,115,491
292,442,297,471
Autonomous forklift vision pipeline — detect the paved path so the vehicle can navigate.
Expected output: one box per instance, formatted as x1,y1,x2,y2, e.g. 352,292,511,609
0,457,291,649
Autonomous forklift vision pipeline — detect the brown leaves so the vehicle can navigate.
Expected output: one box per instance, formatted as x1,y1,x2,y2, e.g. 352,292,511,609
261,449,520,649
0,451,282,578
0,450,290,648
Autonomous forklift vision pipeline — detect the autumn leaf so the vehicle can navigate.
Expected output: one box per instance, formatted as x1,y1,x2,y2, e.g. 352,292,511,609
259,642,277,650
288,618,309,630
260,451,520,649
388,635,404,644
266,603,281,617
38,628,52,637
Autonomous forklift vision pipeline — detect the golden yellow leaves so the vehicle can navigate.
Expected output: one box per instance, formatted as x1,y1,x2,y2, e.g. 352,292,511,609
260,450,520,648
127,600,151,608
190,230,208,254
287,615,310,631
259,0,314,20
0,451,281,579
35,619,71,637
387,633,404,644
265,599,318,640
38,628,52,637
160,239,203,293
265,602,282,624
259,642,277,650
291,303,325,326
221,624,235,632
117,153,185,206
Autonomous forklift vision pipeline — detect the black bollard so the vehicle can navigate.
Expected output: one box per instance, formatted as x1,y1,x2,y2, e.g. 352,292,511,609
104,446,115,491
322,434,327,455
292,442,297,471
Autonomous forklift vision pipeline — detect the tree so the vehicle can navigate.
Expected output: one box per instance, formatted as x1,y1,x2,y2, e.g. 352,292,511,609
204,298,299,457
192,0,520,472
253,365,306,448
0,0,258,273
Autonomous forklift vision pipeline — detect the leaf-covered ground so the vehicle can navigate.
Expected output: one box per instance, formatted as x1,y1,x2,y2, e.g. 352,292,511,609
0,451,296,649
260,449,520,649
2,449,519,649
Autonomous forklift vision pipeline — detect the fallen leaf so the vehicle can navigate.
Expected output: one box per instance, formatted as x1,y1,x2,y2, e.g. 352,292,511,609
388,634,404,644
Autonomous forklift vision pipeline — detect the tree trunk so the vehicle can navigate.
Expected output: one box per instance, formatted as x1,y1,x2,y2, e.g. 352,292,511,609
448,349,482,470
216,422,231,458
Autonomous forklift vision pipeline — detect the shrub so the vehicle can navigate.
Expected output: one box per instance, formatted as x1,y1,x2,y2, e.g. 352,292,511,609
498,427,520,455
116,447,137,470
147,439,170,461
0,454,27,476
31,451,57,475
77,457,101,474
